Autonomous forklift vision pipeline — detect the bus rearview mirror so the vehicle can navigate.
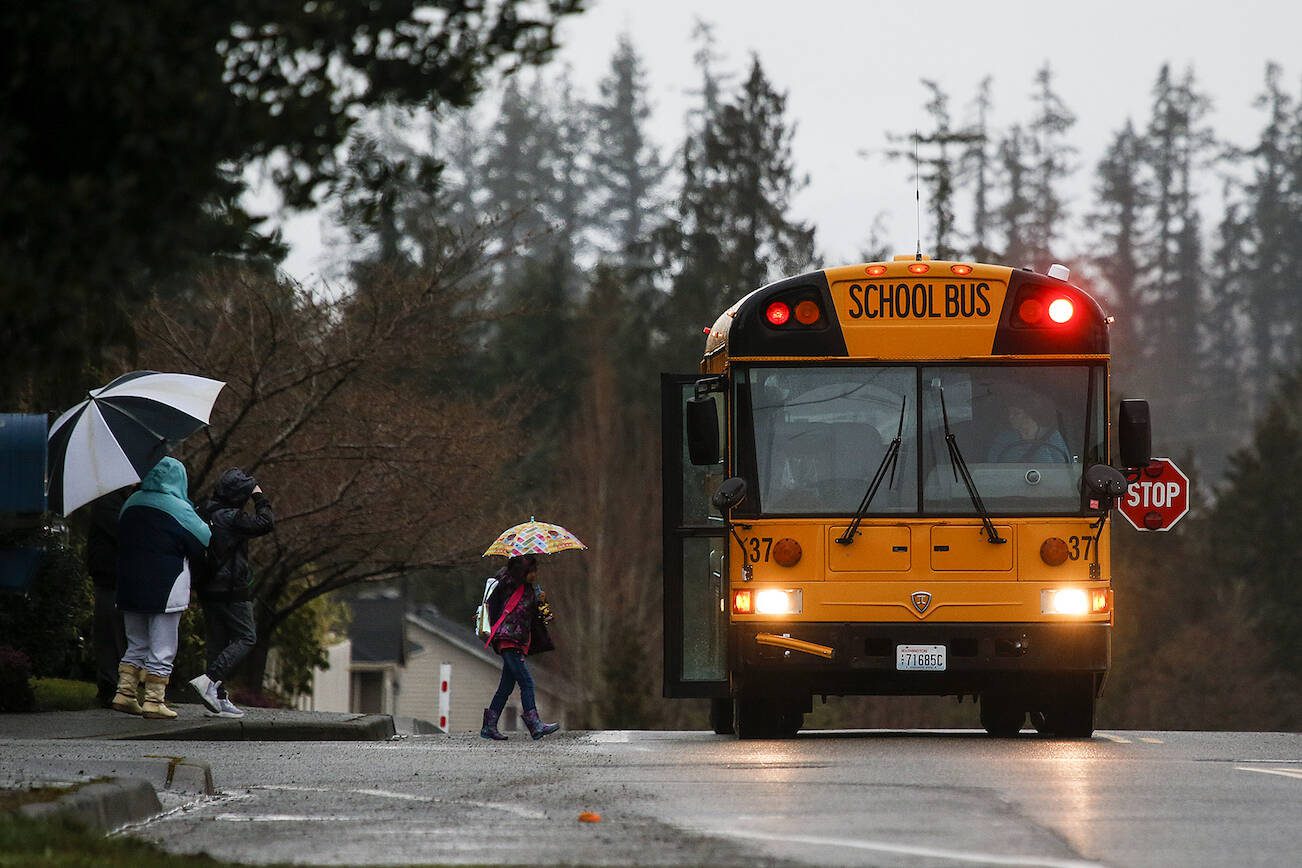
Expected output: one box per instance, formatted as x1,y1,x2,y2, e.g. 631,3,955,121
711,477,748,511
1084,464,1128,505
1118,399,1151,469
686,396,720,466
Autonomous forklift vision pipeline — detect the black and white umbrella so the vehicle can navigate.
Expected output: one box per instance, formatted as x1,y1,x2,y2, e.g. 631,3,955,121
46,371,226,516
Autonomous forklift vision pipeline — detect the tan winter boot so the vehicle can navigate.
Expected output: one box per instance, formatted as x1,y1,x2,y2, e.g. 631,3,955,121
140,673,178,720
110,663,143,715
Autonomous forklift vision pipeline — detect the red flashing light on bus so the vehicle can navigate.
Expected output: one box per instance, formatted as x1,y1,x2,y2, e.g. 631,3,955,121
765,302,791,326
1048,298,1075,323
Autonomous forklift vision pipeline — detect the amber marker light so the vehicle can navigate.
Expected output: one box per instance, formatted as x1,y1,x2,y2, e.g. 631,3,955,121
950,264,973,276
865,264,888,276
1048,297,1075,323
1040,537,1069,566
732,589,753,614
793,300,821,326
907,262,930,274
773,538,803,567
1018,298,1044,324
1090,589,1111,614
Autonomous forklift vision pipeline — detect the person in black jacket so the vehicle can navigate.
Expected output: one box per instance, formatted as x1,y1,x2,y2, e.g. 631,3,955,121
190,468,274,718
86,486,133,707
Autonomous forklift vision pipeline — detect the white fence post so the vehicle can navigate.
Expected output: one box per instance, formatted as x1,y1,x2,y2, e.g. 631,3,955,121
438,663,451,734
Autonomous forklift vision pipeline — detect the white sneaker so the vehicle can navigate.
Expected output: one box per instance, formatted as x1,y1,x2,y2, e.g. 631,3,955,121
188,673,221,713
216,696,245,718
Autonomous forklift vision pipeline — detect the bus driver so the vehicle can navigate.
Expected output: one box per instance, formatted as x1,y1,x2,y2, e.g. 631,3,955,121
987,394,1070,463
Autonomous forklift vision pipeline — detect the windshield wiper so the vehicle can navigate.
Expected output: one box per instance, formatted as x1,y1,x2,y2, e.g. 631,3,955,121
836,396,906,545
936,384,1005,544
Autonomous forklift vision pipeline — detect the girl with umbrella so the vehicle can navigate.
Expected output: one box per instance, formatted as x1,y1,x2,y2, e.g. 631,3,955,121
480,553,560,740
112,457,211,719
479,519,584,740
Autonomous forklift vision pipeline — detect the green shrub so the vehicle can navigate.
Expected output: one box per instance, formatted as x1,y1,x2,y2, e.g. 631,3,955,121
0,529,93,680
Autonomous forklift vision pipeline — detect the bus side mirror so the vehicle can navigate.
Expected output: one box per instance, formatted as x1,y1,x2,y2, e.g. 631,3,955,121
711,477,748,511
1118,399,1151,469
1085,464,1128,508
685,396,720,466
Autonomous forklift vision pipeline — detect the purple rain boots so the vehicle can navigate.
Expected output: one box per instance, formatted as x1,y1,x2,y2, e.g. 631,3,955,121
480,707,508,740
522,708,559,740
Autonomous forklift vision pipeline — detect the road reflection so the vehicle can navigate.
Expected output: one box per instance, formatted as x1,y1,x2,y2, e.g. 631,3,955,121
1038,739,1101,857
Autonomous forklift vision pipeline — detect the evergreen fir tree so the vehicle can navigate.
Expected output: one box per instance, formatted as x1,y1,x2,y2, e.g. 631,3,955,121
1206,368,1302,680
961,77,997,262
480,77,560,253
589,34,667,271
887,81,980,260
1025,63,1077,271
1140,65,1215,461
1091,119,1148,386
995,125,1033,266
1202,177,1251,461
656,54,816,367
1241,63,1298,408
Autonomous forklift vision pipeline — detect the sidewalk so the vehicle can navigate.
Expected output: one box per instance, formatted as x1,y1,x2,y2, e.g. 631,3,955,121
0,705,396,741
1,706,405,832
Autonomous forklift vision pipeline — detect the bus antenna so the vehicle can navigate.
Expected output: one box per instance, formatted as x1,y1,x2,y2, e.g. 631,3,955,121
914,130,923,261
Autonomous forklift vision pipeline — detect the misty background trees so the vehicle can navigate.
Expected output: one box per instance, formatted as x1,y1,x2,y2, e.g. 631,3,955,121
1,10,1299,729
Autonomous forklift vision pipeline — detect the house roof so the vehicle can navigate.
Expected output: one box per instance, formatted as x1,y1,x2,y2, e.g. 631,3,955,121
406,605,501,668
348,592,422,664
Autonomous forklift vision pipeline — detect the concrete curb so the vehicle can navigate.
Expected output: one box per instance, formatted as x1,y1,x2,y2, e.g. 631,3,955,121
15,778,162,831
115,713,396,742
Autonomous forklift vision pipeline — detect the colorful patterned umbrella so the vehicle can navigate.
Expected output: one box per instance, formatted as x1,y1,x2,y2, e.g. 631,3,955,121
483,518,587,558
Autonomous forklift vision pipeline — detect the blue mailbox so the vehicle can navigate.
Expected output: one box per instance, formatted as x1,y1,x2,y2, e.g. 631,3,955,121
1,413,48,592
0,414,47,515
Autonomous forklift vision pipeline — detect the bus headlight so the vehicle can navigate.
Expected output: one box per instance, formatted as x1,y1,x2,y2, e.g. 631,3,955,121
754,588,803,615
1041,588,1106,615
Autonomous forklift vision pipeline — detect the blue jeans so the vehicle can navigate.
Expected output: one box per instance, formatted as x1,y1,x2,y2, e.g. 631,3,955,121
490,650,536,713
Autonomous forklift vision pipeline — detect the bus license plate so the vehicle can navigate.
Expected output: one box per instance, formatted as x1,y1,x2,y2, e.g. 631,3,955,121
896,644,946,671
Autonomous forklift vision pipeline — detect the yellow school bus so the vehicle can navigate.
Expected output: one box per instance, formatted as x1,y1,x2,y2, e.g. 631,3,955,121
661,256,1150,739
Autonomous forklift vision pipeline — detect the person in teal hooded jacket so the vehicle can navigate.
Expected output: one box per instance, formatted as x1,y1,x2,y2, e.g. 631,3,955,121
112,457,211,720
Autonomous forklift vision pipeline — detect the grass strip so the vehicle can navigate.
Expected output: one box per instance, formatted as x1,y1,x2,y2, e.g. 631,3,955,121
32,678,99,712
0,813,231,867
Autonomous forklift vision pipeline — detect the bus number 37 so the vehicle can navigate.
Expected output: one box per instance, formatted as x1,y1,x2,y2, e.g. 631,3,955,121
1066,535,1094,560
742,537,773,563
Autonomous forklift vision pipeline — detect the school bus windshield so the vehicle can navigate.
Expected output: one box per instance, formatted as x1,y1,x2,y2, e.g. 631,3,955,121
735,364,1105,516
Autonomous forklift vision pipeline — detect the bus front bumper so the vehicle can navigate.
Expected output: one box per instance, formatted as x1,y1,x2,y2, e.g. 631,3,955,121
734,621,1110,696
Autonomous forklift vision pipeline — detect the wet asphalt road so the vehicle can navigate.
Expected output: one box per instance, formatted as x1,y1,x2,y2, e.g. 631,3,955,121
4,728,1301,866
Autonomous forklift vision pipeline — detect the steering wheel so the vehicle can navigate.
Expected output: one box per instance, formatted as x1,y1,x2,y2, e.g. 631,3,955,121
992,441,1071,464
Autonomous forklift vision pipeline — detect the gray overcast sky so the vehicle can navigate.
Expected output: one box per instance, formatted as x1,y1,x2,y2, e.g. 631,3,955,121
278,0,1301,281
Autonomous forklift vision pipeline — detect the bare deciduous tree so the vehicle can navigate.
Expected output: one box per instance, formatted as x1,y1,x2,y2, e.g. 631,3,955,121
132,256,522,688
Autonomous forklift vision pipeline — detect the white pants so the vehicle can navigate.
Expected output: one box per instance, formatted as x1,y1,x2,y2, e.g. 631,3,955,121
121,611,183,677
